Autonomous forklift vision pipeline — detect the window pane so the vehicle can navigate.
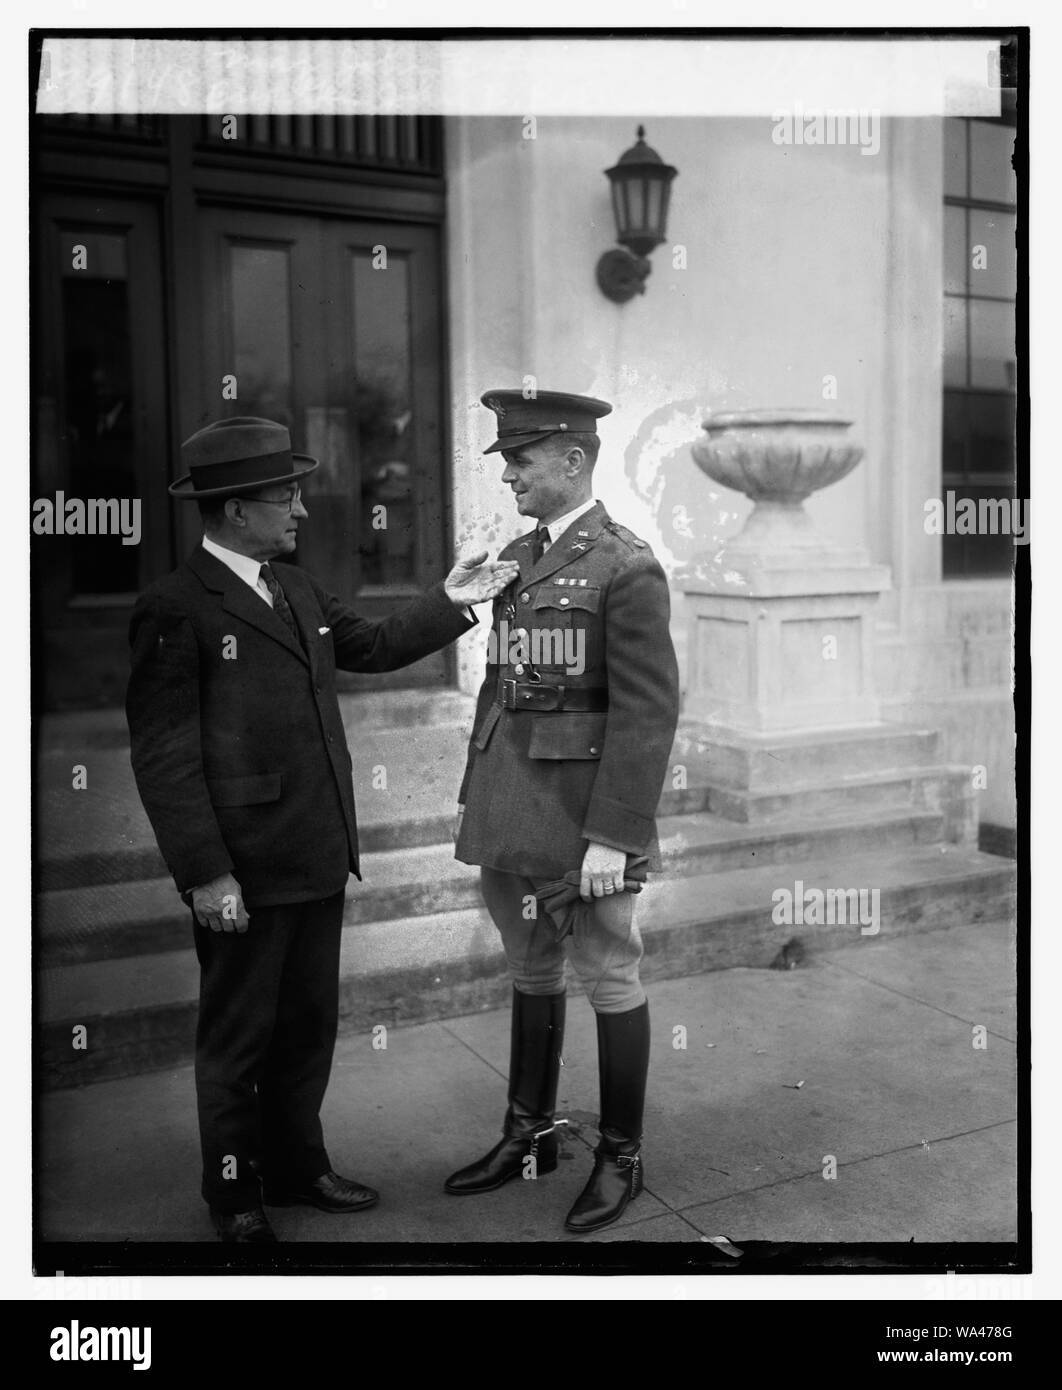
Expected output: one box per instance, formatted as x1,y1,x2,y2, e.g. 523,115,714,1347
969,120,1016,206
943,119,967,198
943,298,968,387
941,484,1018,579
942,390,968,478
969,299,1016,390
228,243,293,429
351,251,415,585
966,393,1016,479
968,209,1016,300
943,205,967,295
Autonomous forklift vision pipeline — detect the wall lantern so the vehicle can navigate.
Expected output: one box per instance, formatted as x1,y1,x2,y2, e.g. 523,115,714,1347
596,125,678,304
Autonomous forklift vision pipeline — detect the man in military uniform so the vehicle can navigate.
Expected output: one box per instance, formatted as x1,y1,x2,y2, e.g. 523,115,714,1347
447,390,681,1234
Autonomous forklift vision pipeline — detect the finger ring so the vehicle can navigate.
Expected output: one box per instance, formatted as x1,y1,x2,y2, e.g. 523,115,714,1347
603,882,615,893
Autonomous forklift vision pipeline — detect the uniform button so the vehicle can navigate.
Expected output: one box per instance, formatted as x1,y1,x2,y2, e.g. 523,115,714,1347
589,746,599,754
520,592,530,604
315,685,322,695
559,597,570,606
328,734,334,743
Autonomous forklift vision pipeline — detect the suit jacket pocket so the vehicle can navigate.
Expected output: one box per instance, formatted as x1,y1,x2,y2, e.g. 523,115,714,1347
207,772,283,807
527,712,606,761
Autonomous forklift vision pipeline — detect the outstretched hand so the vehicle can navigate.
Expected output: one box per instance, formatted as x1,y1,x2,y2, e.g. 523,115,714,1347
444,550,520,607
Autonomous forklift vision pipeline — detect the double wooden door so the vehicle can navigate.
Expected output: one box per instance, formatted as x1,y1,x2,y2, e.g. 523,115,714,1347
34,190,451,706
190,206,450,688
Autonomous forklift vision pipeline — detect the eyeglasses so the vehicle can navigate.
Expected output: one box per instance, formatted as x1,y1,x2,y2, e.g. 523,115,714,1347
241,487,302,514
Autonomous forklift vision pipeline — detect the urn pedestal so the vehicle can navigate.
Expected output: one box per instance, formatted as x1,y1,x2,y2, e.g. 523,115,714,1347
681,409,890,736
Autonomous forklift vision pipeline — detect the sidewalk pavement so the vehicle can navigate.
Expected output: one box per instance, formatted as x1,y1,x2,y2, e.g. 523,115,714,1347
38,918,1016,1246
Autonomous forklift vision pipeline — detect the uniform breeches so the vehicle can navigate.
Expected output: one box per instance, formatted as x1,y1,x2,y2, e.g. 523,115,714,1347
480,867,646,1015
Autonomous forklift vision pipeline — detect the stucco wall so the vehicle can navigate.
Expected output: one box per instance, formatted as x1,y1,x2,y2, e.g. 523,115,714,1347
446,113,1015,828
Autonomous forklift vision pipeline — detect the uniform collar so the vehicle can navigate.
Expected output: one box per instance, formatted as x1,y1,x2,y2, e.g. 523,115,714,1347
541,497,597,547
515,500,611,585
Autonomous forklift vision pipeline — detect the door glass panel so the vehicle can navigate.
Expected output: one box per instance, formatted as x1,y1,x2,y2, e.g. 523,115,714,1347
228,242,293,428
59,228,137,593
350,250,415,585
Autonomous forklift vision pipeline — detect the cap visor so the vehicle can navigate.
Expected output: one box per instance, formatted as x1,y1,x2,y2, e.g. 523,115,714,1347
483,430,559,455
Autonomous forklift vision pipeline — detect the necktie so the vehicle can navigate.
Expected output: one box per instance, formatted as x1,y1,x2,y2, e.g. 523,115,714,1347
259,563,300,643
530,527,550,564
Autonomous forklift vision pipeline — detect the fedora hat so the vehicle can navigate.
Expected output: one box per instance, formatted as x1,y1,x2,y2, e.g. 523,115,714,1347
169,417,319,499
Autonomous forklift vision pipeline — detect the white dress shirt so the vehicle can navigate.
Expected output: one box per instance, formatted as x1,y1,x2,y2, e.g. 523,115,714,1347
539,497,597,552
202,535,275,607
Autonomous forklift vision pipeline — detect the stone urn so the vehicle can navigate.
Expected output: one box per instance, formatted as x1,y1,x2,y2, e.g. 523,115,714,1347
691,408,865,554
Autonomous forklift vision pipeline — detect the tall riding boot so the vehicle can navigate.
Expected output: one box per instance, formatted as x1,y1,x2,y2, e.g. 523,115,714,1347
564,1001,650,1234
444,988,566,1194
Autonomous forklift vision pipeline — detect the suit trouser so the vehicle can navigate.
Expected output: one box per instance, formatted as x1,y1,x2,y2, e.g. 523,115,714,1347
191,890,344,1212
480,867,646,1015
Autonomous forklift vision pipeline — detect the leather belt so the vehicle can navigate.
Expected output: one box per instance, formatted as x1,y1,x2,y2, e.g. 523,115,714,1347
498,679,609,713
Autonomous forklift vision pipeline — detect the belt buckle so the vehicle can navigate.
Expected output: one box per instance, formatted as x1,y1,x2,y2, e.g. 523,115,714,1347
501,678,517,709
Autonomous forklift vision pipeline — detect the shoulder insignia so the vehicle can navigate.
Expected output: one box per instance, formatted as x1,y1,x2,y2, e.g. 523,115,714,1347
605,520,651,552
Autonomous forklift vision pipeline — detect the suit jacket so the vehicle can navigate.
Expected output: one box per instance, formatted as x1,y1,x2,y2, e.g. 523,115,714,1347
126,546,474,907
455,502,680,880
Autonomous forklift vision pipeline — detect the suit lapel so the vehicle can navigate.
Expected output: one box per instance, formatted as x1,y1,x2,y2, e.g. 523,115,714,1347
282,569,324,675
187,546,310,667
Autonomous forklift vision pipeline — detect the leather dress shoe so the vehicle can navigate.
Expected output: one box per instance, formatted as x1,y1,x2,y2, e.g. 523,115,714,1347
263,1170,379,1213
210,1205,278,1243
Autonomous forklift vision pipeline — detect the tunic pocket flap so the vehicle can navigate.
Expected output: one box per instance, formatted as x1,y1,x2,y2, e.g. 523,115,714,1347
208,772,283,807
527,712,606,760
533,585,601,614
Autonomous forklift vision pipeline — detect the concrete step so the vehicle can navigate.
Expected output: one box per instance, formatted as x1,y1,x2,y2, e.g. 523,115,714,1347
674,721,943,791
37,709,955,892
38,842,1016,1089
36,699,477,892
37,807,947,966
684,766,977,840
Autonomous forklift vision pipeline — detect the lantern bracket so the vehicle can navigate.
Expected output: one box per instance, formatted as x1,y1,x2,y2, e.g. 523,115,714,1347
595,248,652,304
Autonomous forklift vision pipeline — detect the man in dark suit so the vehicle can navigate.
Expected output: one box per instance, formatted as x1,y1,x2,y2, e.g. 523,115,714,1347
126,416,517,1243
447,390,681,1234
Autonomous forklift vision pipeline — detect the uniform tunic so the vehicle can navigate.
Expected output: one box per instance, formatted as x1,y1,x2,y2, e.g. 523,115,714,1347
456,501,681,881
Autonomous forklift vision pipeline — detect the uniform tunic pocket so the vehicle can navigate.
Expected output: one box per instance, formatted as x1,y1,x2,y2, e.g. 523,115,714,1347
527,712,606,760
